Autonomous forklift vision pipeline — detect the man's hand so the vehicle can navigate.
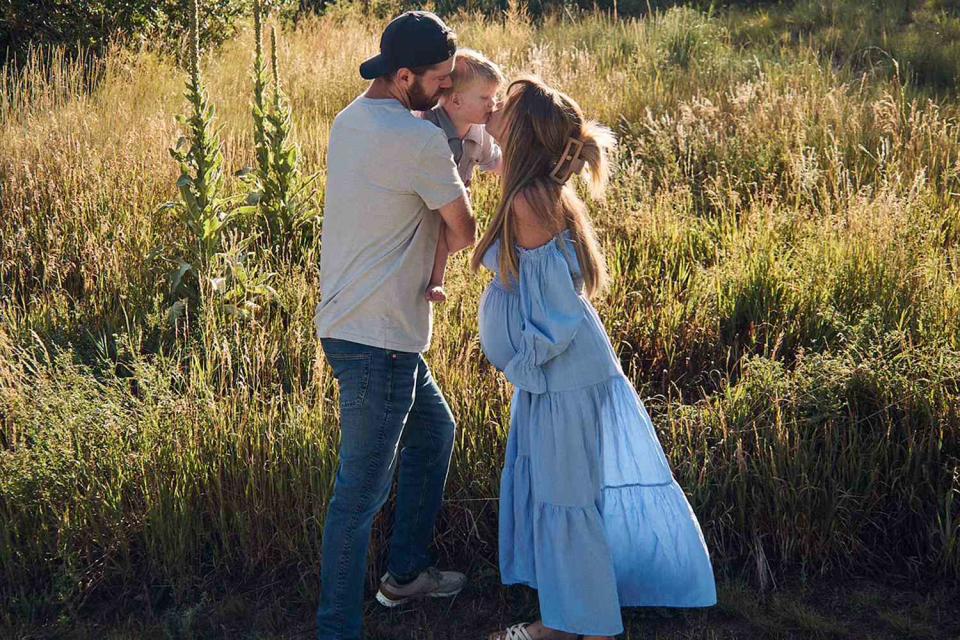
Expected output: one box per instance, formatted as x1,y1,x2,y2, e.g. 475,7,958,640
437,195,476,254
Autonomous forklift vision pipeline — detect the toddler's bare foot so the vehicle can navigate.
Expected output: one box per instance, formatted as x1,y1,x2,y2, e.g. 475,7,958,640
425,285,447,303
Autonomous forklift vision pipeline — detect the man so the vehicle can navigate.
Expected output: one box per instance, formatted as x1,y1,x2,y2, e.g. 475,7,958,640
313,11,476,640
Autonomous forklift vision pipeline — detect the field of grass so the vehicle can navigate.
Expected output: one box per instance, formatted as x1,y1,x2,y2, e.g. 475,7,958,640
1,1,959,637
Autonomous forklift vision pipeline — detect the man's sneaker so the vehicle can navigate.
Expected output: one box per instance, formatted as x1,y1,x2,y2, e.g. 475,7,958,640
375,566,466,607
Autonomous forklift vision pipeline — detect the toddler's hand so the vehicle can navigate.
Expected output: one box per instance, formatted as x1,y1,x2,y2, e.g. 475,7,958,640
425,285,447,303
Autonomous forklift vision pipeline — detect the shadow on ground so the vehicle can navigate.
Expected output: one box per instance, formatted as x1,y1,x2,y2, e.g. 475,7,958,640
6,573,959,640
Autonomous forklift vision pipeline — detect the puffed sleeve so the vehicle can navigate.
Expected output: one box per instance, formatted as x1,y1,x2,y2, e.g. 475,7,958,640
502,240,585,393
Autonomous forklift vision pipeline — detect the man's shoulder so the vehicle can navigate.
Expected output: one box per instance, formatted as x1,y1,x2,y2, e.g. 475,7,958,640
415,106,445,128
336,97,438,140
404,112,446,141
398,116,450,160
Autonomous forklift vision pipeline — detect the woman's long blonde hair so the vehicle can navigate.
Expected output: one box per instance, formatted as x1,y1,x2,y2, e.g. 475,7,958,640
470,76,616,298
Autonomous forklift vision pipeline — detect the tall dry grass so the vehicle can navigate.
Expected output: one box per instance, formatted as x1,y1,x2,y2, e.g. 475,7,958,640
1,4,958,624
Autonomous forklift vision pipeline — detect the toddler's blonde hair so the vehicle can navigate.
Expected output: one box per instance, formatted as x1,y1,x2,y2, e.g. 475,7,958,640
450,48,504,91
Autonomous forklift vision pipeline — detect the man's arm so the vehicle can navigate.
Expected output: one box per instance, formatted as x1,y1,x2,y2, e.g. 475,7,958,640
437,195,476,254
410,130,476,252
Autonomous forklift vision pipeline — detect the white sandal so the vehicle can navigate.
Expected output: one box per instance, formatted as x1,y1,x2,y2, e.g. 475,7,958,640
488,622,534,640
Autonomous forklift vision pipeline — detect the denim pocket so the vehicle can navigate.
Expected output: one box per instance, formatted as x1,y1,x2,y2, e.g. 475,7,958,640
325,352,371,410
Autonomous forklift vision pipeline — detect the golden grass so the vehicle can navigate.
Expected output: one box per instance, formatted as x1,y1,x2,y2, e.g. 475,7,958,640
1,5,958,622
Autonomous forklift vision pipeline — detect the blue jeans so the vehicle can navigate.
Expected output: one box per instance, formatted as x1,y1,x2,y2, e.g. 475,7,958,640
316,338,456,640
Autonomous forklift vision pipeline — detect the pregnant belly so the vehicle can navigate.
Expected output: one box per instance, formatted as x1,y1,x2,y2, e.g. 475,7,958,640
478,285,519,371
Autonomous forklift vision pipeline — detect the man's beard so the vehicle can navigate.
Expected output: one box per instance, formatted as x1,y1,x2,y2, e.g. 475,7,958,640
408,77,439,111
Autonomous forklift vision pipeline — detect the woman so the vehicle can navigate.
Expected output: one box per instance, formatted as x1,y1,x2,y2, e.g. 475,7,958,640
476,77,717,640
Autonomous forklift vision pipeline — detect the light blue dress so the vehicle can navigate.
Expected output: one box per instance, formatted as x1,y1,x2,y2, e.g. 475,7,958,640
478,230,717,636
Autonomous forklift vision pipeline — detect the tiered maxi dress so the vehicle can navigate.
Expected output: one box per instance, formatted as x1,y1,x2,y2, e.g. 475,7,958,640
477,230,717,636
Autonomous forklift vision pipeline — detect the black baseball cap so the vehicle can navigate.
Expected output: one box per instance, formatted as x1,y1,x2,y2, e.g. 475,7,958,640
359,11,457,80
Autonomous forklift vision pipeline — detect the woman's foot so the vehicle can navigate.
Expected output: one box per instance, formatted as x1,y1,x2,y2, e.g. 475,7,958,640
487,620,581,640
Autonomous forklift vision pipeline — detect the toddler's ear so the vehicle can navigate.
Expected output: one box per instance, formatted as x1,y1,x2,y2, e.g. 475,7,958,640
450,92,462,107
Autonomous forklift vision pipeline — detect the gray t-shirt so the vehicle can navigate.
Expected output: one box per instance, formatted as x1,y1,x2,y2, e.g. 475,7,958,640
314,95,466,353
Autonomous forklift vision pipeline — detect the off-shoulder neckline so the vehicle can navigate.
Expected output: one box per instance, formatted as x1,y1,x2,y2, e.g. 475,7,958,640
514,229,573,256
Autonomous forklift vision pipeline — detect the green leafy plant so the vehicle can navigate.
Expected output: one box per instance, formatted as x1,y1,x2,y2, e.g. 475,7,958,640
241,1,321,264
208,234,279,320
163,0,266,325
